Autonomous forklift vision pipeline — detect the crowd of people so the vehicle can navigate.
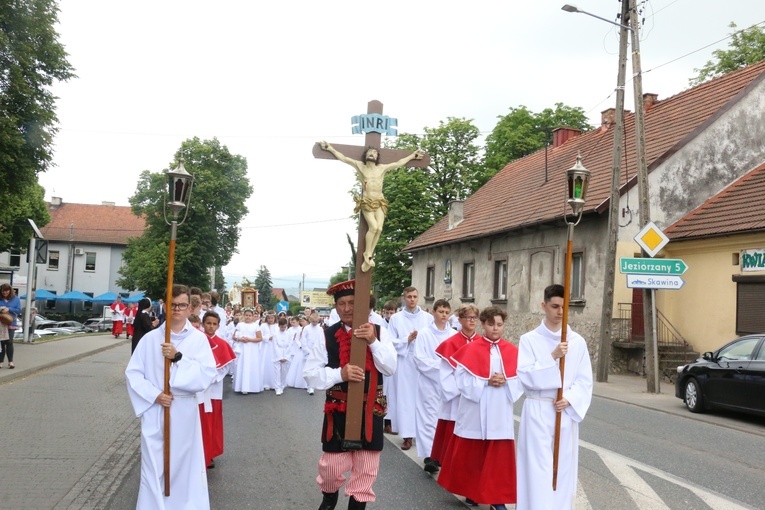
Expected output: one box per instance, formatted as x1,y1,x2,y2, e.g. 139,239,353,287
122,281,592,510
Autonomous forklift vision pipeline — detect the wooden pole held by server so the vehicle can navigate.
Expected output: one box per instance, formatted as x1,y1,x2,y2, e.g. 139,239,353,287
553,223,574,491
163,224,177,497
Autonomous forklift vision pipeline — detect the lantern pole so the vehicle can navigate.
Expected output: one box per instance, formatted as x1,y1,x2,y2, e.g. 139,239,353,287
553,153,590,490
162,158,194,497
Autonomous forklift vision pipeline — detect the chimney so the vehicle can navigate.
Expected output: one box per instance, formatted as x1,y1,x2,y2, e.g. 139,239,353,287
50,196,62,206
101,201,115,206
552,127,581,148
643,93,658,112
601,108,615,130
448,197,464,230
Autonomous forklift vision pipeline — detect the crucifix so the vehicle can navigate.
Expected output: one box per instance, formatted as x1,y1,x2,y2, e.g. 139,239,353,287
313,99,430,449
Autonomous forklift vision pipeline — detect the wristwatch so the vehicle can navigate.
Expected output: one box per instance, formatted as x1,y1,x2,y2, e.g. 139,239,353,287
171,351,183,363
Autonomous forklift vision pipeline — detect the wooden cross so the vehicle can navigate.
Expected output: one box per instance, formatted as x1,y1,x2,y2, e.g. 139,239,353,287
313,99,429,449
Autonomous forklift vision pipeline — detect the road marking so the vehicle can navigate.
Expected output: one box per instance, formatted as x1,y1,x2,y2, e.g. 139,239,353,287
597,446,670,509
580,439,755,510
388,417,755,509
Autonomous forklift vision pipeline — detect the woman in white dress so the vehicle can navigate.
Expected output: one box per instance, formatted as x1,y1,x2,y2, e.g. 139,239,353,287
232,308,263,394
259,312,278,390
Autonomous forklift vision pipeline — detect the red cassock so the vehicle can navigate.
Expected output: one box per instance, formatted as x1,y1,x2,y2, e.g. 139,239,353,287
125,307,136,336
430,332,480,464
199,334,236,465
110,301,126,336
436,338,519,505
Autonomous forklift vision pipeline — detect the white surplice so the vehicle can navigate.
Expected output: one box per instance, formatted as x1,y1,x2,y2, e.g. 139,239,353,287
516,321,593,510
125,321,217,510
285,326,308,389
412,322,454,457
387,307,434,437
453,342,523,440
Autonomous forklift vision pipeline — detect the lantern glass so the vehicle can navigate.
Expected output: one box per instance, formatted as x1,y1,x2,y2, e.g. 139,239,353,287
166,160,194,218
565,154,591,216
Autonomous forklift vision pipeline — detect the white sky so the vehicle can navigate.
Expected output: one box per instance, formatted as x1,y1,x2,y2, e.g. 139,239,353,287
44,0,765,294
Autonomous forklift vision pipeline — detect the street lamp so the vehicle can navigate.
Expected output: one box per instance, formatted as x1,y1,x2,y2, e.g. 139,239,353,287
561,4,633,31
161,157,194,497
553,154,591,491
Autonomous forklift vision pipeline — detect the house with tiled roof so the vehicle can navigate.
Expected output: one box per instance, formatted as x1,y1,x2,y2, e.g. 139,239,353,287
405,59,765,370
662,162,765,353
0,197,146,313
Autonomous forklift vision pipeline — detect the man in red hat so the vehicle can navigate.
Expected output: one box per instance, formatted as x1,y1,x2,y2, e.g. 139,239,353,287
303,280,397,510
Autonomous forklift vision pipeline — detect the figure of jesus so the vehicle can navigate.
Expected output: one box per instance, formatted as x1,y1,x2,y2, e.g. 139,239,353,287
319,141,424,272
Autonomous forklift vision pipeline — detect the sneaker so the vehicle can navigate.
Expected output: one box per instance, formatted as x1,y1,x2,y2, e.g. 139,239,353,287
276,390,283,396
307,388,314,395
465,498,479,506
264,386,271,391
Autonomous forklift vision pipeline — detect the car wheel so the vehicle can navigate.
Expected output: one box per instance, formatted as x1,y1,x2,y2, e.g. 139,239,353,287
684,378,704,413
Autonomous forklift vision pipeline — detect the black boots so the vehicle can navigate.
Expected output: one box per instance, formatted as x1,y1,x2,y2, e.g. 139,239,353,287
348,495,366,510
318,492,366,510
318,491,338,510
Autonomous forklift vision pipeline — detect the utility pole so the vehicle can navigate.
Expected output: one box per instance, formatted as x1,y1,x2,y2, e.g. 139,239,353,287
627,0,659,393
597,0,631,383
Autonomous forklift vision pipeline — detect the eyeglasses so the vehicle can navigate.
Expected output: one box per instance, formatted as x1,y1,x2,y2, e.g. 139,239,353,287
462,316,479,321
170,303,190,310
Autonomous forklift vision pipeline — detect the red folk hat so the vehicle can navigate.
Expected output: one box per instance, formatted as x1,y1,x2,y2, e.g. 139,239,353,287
327,279,355,301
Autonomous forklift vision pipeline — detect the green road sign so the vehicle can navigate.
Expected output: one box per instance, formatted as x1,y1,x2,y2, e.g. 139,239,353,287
619,258,688,275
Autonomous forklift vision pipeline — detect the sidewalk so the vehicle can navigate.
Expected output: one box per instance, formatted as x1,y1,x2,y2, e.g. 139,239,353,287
0,333,128,384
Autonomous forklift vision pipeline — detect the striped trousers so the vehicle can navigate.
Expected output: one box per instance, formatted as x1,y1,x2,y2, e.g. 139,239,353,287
316,450,381,503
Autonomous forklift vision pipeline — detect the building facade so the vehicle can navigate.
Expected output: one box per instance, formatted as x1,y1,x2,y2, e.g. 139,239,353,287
0,198,145,314
406,60,765,371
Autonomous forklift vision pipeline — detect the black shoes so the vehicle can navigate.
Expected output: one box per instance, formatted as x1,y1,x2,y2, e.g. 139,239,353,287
348,496,366,510
423,457,439,473
318,491,338,510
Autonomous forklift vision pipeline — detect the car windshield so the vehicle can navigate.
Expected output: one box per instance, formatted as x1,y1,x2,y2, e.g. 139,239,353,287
718,337,760,361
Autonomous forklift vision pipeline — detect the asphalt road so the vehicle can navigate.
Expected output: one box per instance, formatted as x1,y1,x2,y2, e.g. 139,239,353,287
1,344,763,509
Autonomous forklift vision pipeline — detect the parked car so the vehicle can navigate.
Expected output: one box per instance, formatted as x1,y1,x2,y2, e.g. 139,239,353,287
675,334,765,417
14,329,56,340
17,314,56,331
46,321,84,333
83,317,113,333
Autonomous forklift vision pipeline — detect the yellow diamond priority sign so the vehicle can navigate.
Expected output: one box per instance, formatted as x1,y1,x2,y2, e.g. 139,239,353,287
634,221,669,258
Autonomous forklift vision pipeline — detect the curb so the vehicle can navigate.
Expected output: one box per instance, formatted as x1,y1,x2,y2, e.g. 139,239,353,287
0,339,129,385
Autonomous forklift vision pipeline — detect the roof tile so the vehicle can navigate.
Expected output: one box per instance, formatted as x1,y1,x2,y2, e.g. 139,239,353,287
665,162,765,239
40,201,146,245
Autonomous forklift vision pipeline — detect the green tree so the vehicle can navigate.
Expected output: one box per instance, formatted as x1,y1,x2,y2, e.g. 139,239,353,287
254,265,273,310
329,270,348,287
118,137,252,296
0,0,74,251
483,103,593,177
420,117,484,218
690,23,765,85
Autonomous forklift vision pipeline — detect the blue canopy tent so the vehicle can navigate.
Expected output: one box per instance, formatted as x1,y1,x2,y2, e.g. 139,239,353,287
56,290,94,302
19,289,57,300
92,291,119,303
123,293,146,304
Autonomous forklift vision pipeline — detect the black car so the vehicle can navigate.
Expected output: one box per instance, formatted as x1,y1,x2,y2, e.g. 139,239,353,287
675,334,765,417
